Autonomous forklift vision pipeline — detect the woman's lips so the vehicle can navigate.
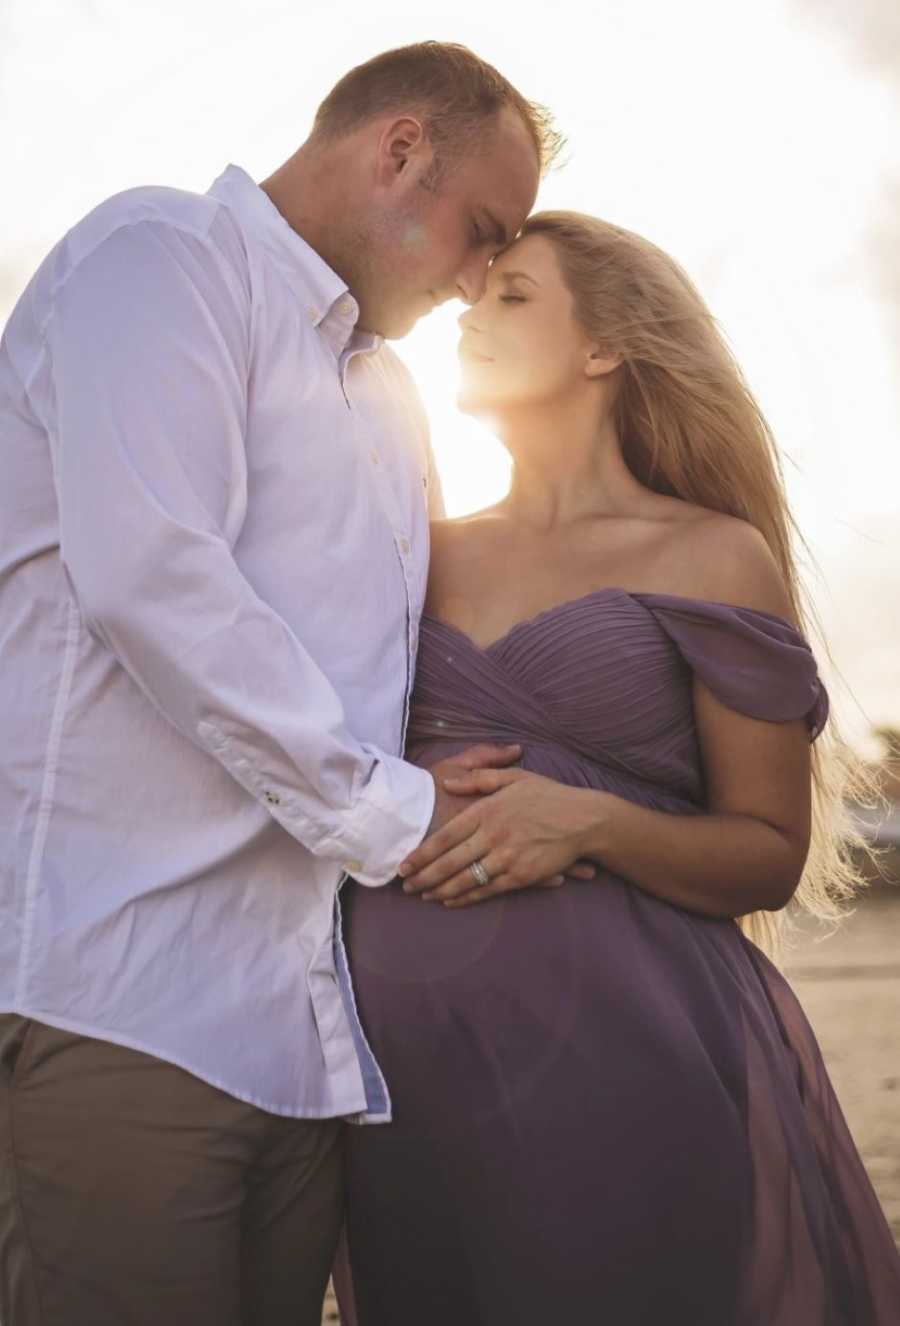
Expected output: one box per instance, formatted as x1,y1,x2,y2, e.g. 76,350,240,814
458,344,494,363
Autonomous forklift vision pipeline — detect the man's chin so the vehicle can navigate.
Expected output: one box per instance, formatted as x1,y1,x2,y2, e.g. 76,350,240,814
374,297,435,341
383,320,418,341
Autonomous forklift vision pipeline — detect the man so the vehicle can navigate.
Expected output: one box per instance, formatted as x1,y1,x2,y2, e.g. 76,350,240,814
0,40,559,1326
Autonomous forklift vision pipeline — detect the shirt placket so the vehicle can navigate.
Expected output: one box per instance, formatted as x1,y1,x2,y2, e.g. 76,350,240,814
316,341,421,1119
340,349,419,756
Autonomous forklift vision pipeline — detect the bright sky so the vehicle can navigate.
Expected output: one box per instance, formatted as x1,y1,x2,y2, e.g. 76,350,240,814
2,0,898,749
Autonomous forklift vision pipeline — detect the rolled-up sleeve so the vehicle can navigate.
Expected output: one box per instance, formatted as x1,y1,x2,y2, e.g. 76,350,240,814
47,218,433,886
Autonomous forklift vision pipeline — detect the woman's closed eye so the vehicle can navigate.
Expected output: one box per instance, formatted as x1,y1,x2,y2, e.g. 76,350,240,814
499,294,526,304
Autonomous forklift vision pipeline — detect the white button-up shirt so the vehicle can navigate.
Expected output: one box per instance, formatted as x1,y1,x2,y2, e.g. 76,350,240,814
0,164,442,1121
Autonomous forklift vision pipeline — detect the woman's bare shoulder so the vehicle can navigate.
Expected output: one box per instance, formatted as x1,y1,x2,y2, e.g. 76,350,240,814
663,510,795,621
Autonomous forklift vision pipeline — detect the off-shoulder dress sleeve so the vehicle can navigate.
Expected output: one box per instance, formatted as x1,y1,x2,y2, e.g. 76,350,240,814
635,593,829,741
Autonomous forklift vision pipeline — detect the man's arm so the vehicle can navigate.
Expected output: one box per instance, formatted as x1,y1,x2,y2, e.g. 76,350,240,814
48,216,434,886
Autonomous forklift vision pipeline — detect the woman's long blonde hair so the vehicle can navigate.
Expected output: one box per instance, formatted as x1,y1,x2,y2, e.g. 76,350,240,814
522,210,877,958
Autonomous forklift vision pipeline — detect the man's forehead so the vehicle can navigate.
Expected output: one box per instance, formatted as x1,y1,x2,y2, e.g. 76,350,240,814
453,113,539,233
472,167,538,239
473,112,538,186
490,150,538,199
480,195,536,247
474,204,514,247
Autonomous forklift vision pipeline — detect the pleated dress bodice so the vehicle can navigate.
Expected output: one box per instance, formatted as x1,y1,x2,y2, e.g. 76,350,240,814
407,587,828,810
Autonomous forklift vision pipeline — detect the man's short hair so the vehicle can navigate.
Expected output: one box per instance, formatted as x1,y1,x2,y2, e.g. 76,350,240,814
311,41,563,179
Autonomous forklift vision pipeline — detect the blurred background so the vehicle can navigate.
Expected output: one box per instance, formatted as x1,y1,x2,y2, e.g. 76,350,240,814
2,0,897,1286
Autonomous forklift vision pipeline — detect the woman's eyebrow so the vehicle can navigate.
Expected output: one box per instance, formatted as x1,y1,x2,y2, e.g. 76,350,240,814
498,270,540,286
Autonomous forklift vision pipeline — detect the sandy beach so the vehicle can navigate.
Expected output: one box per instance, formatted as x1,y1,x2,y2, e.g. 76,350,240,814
785,878,900,1243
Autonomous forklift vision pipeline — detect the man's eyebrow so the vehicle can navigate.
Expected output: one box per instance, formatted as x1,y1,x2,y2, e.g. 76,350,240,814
498,270,540,287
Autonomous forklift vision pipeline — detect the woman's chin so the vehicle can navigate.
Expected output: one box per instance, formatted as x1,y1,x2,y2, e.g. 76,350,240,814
456,385,501,419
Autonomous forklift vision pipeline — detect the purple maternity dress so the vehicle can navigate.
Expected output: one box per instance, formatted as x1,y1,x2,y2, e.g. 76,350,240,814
341,589,900,1324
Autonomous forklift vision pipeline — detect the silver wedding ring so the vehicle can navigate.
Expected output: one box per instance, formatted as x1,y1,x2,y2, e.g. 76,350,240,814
469,858,490,888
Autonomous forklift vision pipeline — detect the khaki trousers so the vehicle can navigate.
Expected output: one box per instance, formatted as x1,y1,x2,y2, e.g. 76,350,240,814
0,1014,344,1326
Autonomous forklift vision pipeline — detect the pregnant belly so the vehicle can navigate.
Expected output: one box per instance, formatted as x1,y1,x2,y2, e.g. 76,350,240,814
342,862,747,1134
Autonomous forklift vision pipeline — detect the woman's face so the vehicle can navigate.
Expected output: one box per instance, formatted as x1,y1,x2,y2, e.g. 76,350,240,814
456,232,599,417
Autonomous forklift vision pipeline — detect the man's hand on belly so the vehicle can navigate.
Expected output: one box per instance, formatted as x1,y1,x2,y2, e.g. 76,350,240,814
423,744,523,835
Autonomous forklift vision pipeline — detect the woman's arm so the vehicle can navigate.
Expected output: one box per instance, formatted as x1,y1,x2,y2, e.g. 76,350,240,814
575,682,812,917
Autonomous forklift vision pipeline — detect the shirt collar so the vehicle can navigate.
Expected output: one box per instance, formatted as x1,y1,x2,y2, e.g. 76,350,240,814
207,164,380,357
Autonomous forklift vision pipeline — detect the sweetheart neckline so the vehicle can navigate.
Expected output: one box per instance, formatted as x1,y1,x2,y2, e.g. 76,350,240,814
419,586,799,655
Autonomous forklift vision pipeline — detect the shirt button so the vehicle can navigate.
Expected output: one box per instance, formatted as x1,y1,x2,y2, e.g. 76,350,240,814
343,860,363,873
370,450,380,465
398,537,410,555
306,306,318,322
263,790,281,806
338,300,353,315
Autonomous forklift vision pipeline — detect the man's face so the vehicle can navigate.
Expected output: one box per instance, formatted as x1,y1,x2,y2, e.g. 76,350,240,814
357,109,541,339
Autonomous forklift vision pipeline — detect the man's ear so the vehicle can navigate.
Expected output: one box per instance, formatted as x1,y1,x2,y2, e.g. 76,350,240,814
584,346,623,379
375,116,431,186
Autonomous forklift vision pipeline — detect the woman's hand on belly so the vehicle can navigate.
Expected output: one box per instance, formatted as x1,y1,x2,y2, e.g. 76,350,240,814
397,768,603,907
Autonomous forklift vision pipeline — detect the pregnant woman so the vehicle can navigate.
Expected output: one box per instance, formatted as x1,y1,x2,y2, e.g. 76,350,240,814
340,212,900,1324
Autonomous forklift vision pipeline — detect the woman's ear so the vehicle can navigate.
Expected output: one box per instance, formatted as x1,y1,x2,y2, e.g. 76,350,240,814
584,346,624,379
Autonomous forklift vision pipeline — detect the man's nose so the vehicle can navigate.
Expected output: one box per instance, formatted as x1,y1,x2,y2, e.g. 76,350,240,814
457,305,478,332
455,252,492,306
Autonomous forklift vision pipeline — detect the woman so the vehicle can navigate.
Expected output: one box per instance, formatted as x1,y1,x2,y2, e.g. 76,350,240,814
339,212,900,1324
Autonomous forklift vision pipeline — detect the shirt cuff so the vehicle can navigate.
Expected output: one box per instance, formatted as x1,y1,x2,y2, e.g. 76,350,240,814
195,720,434,884
320,752,435,886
